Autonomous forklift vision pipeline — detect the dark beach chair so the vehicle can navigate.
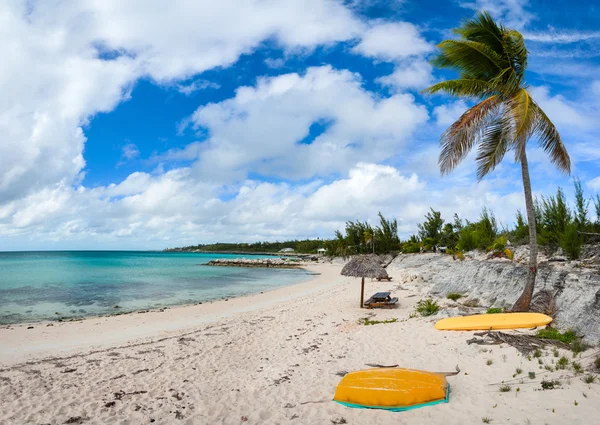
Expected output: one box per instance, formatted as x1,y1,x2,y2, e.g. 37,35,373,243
376,276,393,282
364,291,398,309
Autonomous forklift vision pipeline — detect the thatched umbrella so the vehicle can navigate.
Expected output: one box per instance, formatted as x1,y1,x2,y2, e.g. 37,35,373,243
341,255,388,308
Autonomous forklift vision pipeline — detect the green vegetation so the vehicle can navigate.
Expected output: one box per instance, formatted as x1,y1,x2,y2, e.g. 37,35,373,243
595,356,600,371
447,293,464,301
528,372,536,379
358,317,398,326
571,339,591,356
486,308,503,314
536,328,578,344
582,375,595,384
414,299,439,317
556,356,569,370
486,359,493,366
482,417,492,424
533,349,542,358
572,362,583,374
499,384,511,392
515,368,523,375
541,380,560,390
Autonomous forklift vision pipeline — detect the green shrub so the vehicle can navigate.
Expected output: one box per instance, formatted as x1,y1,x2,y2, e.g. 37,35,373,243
402,241,421,254
541,380,560,390
486,307,503,314
595,356,600,371
528,372,536,379
447,293,463,301
582,375,595,384
490,236,507,252
415,299,439,316
499,384,510,392
536,328,578,344
571,339,591,355
560,223,582,260
556,356,569,370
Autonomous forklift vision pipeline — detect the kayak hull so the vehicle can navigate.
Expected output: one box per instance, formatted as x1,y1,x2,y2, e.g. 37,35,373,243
435,312,552,331
333,368,449,411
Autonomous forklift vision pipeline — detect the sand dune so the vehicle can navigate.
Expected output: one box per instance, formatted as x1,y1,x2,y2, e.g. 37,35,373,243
0,263,597,424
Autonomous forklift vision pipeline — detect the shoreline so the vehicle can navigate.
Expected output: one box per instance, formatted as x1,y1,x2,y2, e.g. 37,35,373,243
0,263,337,365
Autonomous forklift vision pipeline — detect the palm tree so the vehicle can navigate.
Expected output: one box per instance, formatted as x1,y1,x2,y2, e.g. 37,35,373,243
424,11,571,311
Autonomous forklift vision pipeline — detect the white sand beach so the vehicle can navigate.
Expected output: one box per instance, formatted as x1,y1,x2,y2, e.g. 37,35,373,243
0,262,597,425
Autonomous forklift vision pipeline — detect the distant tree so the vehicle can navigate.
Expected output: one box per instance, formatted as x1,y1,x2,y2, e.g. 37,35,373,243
418,208,444,246
573,178,589,231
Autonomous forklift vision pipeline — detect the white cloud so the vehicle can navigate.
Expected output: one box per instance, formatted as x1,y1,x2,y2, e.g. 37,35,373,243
352,21,433,92
120,143,140,161
524,29,600,44
376,59,433,90
352,21,432,61
433,100,469,127
185,66,429,181
177,80,221,96
530,86,591,129
459,0,535,29
587,176,600,191
0,0,366,207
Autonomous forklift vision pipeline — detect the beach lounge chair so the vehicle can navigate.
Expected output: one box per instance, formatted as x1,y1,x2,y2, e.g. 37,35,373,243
376,276,393,282
364,291,398,309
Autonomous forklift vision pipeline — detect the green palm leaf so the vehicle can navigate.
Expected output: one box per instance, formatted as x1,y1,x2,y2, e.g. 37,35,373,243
439,95,500,174
532,102,571,174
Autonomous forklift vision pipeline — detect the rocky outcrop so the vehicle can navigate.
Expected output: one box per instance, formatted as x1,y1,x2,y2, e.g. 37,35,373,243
206,258,304,268
387,251,600,343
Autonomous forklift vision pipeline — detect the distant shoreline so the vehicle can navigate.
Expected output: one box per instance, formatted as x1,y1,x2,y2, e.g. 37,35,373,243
164,249,319,258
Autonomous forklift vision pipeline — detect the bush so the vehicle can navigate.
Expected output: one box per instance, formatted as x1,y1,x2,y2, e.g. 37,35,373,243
560,223,582,260
415,299,439,316
486,307,503,314
447,293,463,301
504,248,514,260
536,328,578,344
490,236,507,252
402,241,421,254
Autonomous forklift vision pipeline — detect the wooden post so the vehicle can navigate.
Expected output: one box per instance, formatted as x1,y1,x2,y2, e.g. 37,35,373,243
360,276,365,308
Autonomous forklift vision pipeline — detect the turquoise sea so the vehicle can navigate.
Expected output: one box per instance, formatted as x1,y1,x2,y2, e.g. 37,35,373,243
0,251,313,324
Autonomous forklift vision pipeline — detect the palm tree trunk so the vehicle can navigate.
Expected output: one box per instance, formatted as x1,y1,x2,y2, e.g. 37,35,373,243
512,150,538,312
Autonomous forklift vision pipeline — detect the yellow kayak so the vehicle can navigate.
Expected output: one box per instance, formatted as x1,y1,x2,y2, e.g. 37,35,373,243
435,312,552,331
333,368,449,411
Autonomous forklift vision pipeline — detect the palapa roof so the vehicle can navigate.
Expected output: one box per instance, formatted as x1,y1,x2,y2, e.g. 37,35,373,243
341,255,388,278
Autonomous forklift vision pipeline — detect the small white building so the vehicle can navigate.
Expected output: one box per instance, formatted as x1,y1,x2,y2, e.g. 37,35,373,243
317,248,327,255
279,247,295,253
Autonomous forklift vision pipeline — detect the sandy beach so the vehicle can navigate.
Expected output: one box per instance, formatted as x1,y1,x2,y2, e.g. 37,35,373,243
1,262,597,425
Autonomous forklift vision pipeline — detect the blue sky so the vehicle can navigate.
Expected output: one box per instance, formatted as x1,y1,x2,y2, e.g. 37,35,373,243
1,0,599,250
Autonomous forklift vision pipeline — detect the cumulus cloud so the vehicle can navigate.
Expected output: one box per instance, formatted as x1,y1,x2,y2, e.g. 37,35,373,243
0,0,365,206
0,162,527,250
353,21,434,92
459,0,535,29
184,66,429,181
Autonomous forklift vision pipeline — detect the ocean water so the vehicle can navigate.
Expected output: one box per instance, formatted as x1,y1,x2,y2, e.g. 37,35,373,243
0,251,313,324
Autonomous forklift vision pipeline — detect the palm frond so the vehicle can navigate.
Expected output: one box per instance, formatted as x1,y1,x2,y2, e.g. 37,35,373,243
431,40,505,79
504,30,528,82
439,96,501,174
508,89,537,159
532,102,571,174
475,106,513,180
454,11,506,57
423,79,498,98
